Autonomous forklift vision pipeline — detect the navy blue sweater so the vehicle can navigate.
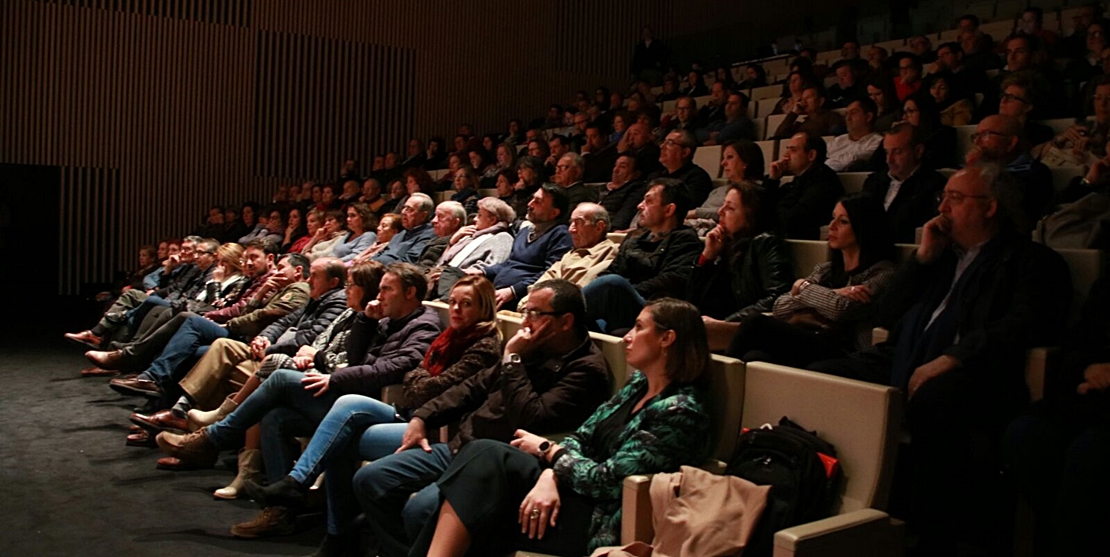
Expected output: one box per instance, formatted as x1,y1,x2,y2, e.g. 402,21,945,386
484,224,573,301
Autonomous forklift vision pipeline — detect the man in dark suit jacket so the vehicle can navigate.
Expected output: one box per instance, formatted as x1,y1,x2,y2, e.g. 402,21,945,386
764,132,845,239
651,129,714,207
811,164,1072,554
863,124,947,243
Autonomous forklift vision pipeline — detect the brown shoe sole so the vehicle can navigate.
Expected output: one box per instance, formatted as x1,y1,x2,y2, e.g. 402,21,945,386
229,518,295,538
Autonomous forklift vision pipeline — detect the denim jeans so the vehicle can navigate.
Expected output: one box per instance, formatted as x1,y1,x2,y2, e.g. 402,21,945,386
206,368,338,452
353,444,453,557
582,274,647,333
142,314,228,386
274,394,407,536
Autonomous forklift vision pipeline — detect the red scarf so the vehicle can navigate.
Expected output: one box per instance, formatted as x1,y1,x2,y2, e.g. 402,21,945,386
421,324,494,376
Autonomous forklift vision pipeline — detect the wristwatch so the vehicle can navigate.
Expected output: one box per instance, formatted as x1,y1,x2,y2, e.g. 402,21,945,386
503,352,522,365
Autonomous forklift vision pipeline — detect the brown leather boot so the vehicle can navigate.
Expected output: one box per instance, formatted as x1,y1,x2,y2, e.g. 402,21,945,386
154,428,219,468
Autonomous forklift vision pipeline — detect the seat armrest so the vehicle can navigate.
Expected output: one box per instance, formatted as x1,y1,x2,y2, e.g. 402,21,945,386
1024,346,1058,403
622,475,655,545
872,327,889,345
774,509,904,557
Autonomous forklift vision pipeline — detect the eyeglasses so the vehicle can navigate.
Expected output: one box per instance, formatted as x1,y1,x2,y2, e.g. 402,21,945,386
971,130,1011,141
520,308,566,321
936,190,991,205
1000,93,1030,104
197,251,216,256
661,138,686,148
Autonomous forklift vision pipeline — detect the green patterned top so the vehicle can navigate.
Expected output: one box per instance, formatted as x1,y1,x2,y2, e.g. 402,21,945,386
552,370,711,551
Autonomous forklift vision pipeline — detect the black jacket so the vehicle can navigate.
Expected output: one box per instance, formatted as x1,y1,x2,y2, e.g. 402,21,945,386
766,163,845,240
653,162,715,207
687,232,795,322
598,179,649,231
862,168,947,244
331,306,442,397
260,286,349,355
603,226,704,300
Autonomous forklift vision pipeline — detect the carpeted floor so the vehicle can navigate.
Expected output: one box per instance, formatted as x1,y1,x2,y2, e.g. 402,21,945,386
0,332,327,557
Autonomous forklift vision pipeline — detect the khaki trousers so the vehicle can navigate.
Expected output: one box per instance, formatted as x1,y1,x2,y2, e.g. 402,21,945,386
178,337,259,409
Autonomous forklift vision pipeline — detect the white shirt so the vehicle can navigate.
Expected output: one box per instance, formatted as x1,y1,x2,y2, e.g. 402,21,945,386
825,132,883,172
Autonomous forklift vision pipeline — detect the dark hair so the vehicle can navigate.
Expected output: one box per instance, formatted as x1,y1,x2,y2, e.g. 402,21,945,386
745,63,767,86
799,131,827,164
648,177,693,224
532,279,587,333
280,253,312,279
646,298,710,384
938,41,963,56
402,168,436,196
428,137,446,152
616,152,640,173
670,129,698,159
904,91,943,133
863,75,900,112
497,167,518,185
346,202,377,233
1024,6,1044,21
549,135,570,149
386,262,428,300
888,122,927,147
729,181,776,236
528,139,551,160
516,156,546,182
854,96,879,118
539,182,571,223
959,14,980,27
245,238,279,256
722,140,765,180
286,206,308,242
827,194,895,283
349,260,386,307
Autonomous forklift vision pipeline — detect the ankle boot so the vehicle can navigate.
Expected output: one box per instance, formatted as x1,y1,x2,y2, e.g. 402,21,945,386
214,448,262,500
187,395,238,431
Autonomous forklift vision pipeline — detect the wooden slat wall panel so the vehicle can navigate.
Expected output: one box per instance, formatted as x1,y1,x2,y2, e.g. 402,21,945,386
4,0,805,295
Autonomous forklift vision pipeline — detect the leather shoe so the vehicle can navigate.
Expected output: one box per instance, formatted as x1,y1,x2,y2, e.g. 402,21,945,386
230,506,295,538
86,350,127,371
65,330,103,350
109,376,162,398
156,429,218,468
130,410,187,433
125,430,155,447
155,456,196,470
80,366,119,377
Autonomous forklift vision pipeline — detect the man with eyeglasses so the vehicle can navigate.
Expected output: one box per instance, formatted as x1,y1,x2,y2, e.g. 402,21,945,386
652,129,714,206
811,163,1072,554
664,96,699,135
352,279,611,557
966,115,1054,230
553,152,598,213
372,193,437,265
893,54,923,102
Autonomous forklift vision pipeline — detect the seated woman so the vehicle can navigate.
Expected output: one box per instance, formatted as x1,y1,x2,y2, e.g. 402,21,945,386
141,238,179,290
303,210,346,261
409,298,711,557
280,207,309,254
467,148,494,179
429,198,516,298
864,75,902,132
497,167,528,222
481,142,517,188
688,181,794,352
435,153,466,192
330,203,378,263
685,139,765,236
98,244,159,305
236,275,502,552
449,165,482,216
928,71,973,127
352,212,402,263
178,259,387,498
292,209,323,254
726,194,896,367
771,71,812,116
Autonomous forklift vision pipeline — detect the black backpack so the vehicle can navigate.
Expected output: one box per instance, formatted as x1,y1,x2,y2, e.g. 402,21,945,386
725,417,842,556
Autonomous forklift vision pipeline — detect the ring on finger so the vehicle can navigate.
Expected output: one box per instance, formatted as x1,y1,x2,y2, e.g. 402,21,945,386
530,508,541,520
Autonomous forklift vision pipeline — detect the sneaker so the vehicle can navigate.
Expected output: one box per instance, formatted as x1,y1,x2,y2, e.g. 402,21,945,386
230,506,295,538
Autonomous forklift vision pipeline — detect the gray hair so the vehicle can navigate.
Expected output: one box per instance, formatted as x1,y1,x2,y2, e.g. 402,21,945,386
476,197,517,224
575,202,611,232
183,235,204,244
409,192,434,214
964,162,1023,232
561,152,585,172
438,200,467,223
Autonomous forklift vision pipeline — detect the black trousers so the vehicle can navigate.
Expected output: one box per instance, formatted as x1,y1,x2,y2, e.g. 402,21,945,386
726,313,851,368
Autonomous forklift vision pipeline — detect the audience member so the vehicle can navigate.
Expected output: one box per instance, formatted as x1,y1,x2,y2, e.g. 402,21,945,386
688,181,793,351
810,164,1071,554
429,198,515,298
448,165,481,216
826,98,883,172
727,193,896,366
653,129,714,206
771,71,814,116
684,70,709,97
686,140,764,234
414,200,465,269
554,152,598,212
584,178,703,333
863,124,947,243
619,122,662,175
998,76,1055,146
331,203,378,263
894,54,924,101
967,115,1054,230
927,71,974,126
371,193,436,264
766,131,845,239
827,60,863,108
772,85,846,139
279,207,309,254
664,96,699,133
581,123,617,183
864,76,902,132
700,91,756,145
599,153,649,232
303,210,346,261
737,63,767,89
520,202,619,309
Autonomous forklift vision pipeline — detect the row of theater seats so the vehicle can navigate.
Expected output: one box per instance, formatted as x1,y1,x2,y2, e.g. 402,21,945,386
408,232,1100,556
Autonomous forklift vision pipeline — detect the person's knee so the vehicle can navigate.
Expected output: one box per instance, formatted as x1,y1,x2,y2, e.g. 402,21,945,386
403,485,440,540
352,462,388,503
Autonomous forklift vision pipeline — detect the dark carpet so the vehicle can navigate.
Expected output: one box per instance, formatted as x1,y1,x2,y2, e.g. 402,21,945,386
0,317,327,556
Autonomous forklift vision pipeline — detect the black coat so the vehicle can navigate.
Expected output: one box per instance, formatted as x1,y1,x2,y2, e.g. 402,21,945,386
862,168,947,244
598,179,649,231
766,164,845,240
687,232,795,322
261,286,349,354
603,226,704,300
653,161,714,207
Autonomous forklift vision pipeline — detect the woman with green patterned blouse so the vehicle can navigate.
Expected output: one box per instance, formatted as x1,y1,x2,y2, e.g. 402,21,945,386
412,298,713,557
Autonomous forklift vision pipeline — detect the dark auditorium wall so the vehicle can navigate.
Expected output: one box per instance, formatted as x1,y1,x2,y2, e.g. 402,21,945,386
0,0,872,294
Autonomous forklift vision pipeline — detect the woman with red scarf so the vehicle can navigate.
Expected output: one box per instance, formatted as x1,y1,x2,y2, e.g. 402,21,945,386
239,275,501,553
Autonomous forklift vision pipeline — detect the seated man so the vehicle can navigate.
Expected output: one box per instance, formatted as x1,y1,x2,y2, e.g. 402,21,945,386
519,203,619,309
663,95,700,134
653,129,714,206
693,81,728,129
353,279,611,557
553,152,598,212
894,54,924,101
155,262,442,469
810,164,1071,553
966,115,1054,231
583,178,703,333
765,132,845,239
127,256,349,430
580,123,617,183
102,250,314,402
476,184,573,309
825,98,883,172
599,153,649,231
372,193,437,264
826,59,864,108
617,122,662,176
771,86,846,140
414,200,465,269
862,124,947,243
699,91,757,145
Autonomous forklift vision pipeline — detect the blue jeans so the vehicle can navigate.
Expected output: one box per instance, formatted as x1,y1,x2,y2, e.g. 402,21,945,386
277,394,407,536
582,274,646,333
353,444,453,557
141,314,227,386
205,368,338,453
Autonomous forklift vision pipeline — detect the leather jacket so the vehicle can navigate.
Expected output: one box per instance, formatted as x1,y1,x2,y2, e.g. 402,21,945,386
687,232,795,322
